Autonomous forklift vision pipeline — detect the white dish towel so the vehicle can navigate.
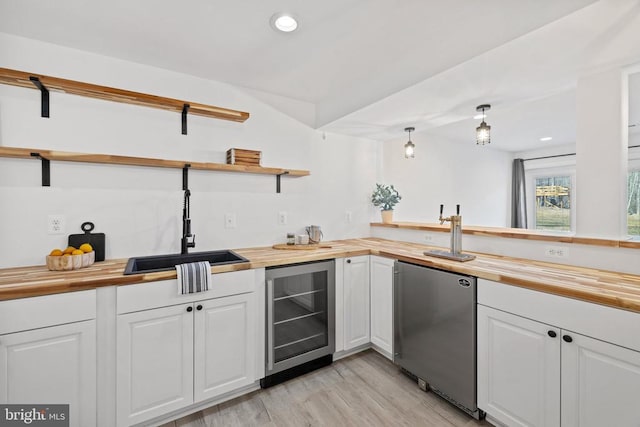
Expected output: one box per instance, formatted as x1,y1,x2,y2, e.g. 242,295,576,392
176,261,212,294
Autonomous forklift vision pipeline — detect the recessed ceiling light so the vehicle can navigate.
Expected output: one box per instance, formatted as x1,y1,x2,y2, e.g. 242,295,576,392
271,13,298,33
540,137,553,141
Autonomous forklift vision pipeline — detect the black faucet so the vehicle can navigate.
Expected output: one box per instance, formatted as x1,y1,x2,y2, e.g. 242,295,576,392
181,189,195,254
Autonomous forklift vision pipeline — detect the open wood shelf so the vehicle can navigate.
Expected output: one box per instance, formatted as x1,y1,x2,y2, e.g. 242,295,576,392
0,67,250,124
0,146,309,192
0,146,309,176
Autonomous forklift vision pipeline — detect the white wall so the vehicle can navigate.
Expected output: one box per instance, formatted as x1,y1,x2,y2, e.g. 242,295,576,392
0,33,379,267
575,68,628,238
380,134,512,226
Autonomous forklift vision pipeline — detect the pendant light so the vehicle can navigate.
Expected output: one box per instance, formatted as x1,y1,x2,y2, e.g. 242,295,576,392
475,104,491,145
404,127,415,158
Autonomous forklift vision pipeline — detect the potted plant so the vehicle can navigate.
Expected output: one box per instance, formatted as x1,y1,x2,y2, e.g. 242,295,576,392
371,183,401,223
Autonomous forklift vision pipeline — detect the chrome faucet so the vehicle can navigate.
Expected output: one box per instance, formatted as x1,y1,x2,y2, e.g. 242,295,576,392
439,204,463,255
181,189,195,254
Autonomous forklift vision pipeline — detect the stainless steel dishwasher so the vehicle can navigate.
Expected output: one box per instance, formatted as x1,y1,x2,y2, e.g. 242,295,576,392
394,261,483,419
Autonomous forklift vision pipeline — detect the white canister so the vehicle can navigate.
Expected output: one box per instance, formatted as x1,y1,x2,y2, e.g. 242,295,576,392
296,234,310,245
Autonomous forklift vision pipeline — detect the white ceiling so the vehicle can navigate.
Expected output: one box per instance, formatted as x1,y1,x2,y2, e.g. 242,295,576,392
1,0,639,151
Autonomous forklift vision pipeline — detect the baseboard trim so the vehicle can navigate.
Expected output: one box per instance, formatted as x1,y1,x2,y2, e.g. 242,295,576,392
140,382,261,427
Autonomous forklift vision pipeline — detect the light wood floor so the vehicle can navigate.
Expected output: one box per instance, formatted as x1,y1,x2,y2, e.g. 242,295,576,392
159,350,493,427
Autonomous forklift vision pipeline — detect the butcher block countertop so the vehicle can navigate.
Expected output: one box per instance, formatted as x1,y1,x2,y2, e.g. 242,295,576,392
1,238,640,314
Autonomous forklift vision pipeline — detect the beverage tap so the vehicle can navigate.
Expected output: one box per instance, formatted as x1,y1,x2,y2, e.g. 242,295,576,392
439,204,463,255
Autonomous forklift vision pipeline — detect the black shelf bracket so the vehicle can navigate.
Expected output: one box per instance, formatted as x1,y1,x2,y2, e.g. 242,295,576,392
181,104,190,135
29,76,50,118
276,171,289,193
30,152,50,186
182,164,191,190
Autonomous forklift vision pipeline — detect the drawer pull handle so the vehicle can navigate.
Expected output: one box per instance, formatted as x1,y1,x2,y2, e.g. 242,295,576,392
186,306,193,312
548,331,557,338
562,335,573,343
197,305,203,311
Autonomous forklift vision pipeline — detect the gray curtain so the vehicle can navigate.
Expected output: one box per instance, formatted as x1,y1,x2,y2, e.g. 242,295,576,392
511,158,528,228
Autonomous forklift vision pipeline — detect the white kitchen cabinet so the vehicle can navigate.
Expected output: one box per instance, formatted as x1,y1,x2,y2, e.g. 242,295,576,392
116,304,194,427
194,292,256,401
343,256,370,350
478,305,560,427
561,332,640,427
369,255,394,358
478,281,640,427
0,290,97,427
0,320,97,427
116,270,261,427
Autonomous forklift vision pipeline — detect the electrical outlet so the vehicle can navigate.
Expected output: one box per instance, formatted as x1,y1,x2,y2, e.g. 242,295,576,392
47,215,66,235
544,245,568,258
224,213,237,229
424,234,433,241
278,211,288,225
345,211,353,223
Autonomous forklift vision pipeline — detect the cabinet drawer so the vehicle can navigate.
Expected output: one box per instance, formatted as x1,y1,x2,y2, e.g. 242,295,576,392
117,269,257,314
0,290,96,335
478,279,640,352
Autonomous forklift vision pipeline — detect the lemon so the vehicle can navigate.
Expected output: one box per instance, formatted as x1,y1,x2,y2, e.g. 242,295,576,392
71,249,84,256
62,253,71,257
63,246,76,255
49,249,63,256
79,243,93,253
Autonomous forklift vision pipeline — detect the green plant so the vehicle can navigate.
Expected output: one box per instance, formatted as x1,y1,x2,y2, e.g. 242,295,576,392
371,183,402,211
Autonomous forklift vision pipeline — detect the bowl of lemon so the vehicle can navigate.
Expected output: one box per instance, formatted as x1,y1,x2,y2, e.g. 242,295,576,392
47,243,95,271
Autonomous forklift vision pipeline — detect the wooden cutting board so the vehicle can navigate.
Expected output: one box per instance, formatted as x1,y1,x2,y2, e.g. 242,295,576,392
272,244,332,250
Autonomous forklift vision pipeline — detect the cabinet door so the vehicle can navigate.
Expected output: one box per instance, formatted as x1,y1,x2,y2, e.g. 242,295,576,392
561,332,640,427
0,320,96,427
117,304,193,427
477,305,560,427
343,256,370,350
194,292,256,402
369,256,394,358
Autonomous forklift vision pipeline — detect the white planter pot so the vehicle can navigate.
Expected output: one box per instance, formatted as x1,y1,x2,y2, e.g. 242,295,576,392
381,210,394,224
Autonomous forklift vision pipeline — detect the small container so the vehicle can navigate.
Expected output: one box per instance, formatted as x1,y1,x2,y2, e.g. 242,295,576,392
296,234,309,245
286,233,295,245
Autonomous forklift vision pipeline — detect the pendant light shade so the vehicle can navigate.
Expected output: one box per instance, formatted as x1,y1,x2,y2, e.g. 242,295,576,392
404,127,415,158
475,104,491,145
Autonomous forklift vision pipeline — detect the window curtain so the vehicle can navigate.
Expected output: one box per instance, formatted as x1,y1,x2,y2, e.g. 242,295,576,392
511,158,528,228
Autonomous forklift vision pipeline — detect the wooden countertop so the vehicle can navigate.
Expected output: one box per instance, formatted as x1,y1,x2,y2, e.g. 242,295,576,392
1,238,640,314
371,222,640,249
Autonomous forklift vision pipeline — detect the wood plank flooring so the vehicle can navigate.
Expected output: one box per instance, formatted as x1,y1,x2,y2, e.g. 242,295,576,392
159,350,493,427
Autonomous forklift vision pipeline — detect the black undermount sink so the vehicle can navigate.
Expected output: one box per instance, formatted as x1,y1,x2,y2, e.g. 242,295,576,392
123,250,249,275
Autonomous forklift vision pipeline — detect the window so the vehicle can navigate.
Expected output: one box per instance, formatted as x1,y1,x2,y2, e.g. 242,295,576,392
534,175,572,232
628,170,640,237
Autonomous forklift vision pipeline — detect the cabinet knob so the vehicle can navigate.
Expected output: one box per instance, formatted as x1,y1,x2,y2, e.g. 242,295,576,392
548,330,557,338
197,305,203,311
562,334,573,343
347,259,351,263
186,306,193,312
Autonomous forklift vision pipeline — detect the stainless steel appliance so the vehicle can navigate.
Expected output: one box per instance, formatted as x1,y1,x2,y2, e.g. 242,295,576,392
305,225,323,243
394,261,483,419
261,260,335,387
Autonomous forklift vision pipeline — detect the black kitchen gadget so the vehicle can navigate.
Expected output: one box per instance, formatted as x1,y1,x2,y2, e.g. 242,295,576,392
68,221,105,261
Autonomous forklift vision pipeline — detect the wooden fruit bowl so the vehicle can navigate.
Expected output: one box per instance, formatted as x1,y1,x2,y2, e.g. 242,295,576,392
46,251,95,271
